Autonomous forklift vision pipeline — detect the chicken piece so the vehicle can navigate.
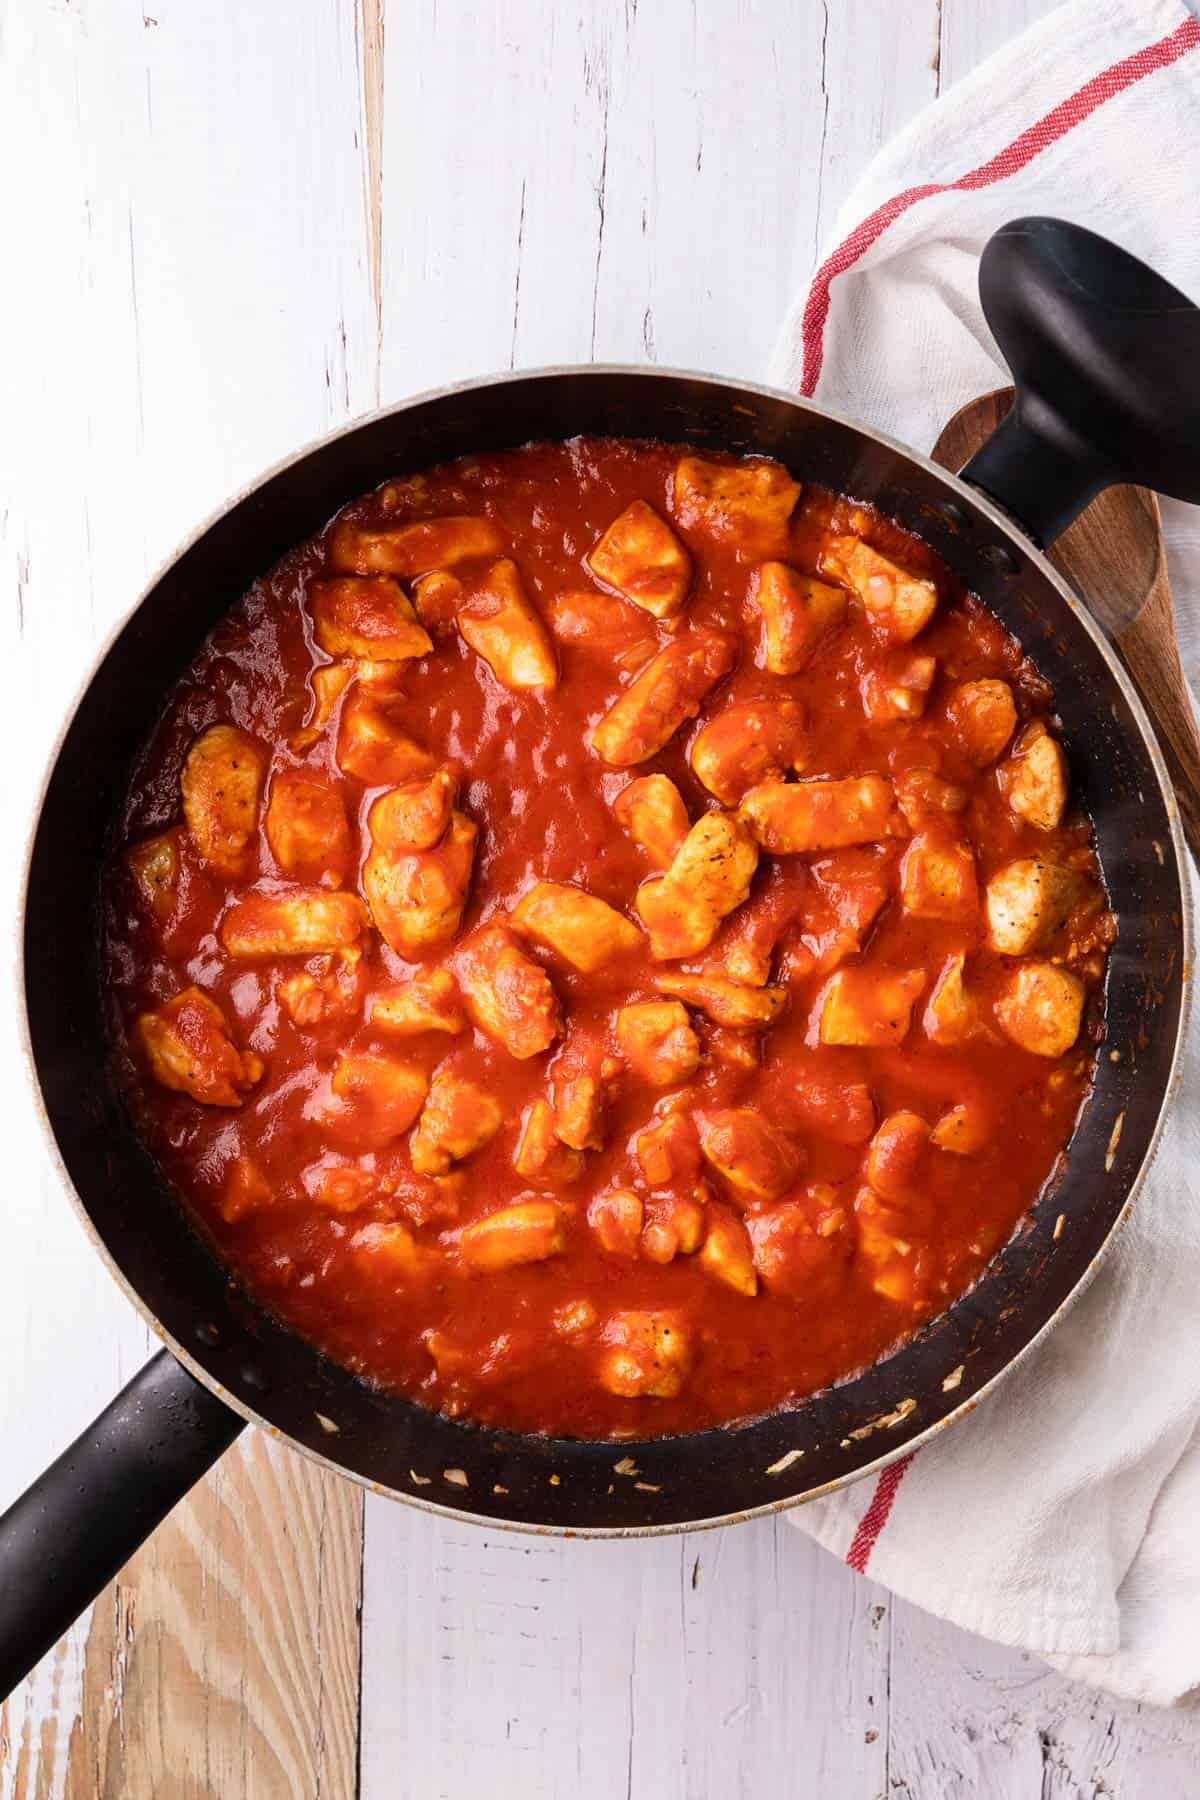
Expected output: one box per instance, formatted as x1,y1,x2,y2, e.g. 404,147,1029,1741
635,811,759,960
553,1298,599,1339
899,832,978,924
699,1203,758,1296
946,678,1017,767
457,924,562,1059
330,514,504,578
369,770,457,853
673,455,802,554
590,628,737,767
866,1112,931,1203
330,1050,428,1136
513,1097,584,1184
544,587,657,671
351,1219,431,1282
922,952,977,1046
636,1111,701,1188
410,1071,504,1177
893,767,968,831
309,575,432,662
613,774,690,869
818,536,938,641
705,866,801,986
655,970,786,1028
586,499,692,618
221,887,368,958
336,684,437,786
689,699,807,806
457,559,558,690
746,1191,853,1301
550,1035,615,1149
303,1163,381,1214
598,1311,691,1398
588,1189,644,1258
816,966,926,1048
278,948,364,1027
616,1000,701,1087
799,848,891,973
930,1102,992,1154
264,769,352,886
219,1155,274,1223
135,987,264,1107
995,961,1085,1057
641,1191,707,1263
861,654,937,724
370,967,465,1036
411,569,464,636
985,858,1086,955
696,1108,801,1205
181,724,267,877
999,721,1069,830
126,827,183,921
290,663,354,751
854,1188,920,1305
749,561,846,674
363,806,477,958
740,775,902,855
510,881,641,973
458,1199,565,1272
790,1076,877,1145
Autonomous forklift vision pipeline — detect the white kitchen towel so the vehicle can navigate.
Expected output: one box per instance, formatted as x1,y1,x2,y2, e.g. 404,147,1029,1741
770,0,1200,1708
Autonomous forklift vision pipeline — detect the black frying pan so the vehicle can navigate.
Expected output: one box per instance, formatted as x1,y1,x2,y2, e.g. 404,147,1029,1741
3,218,1198,1698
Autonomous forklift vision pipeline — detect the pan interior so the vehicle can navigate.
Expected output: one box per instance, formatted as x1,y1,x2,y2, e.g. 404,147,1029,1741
23,370,1185,1531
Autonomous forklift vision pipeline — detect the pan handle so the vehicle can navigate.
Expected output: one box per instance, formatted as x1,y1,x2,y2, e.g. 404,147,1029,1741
0,1349,244,1698
960,216,1200,545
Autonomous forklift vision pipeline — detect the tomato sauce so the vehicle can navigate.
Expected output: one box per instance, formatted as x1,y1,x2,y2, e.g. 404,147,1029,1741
104,436,1113,1438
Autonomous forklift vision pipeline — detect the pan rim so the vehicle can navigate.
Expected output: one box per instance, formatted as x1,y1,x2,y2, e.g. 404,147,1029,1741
16,362,1194,1538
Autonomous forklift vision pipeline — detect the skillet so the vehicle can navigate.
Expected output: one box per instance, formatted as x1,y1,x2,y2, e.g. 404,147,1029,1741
3,218,1198,1697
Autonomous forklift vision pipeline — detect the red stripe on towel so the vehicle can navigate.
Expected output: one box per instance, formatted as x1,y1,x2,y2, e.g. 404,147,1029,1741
798,14,1200,396
845,1452,917,1573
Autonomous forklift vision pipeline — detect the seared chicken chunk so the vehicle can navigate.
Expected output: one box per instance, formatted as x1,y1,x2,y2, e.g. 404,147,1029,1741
613,775,690,868
816,965,926,1048
126,827,183,921
303,1163,382,1215
369,770,457,853
853,1188,920,1305
866,1111,931,1203
513,1098,584,1184
655,970,786,1028
220,1155,274,1223
265,769,352,885
818,536,938,641
899,832,978,923
922,952,977,1046
1000,722,1069,830
946,678,1017,767
135,987,264,1107
182,724,267,877
689,699,807,805
740,775,901,855
636,1110,701,1188
616,1000,701,1087
370,967,465,1036
221,887,369,958
309,575,433,662
351,1219,432,1282
411,569,464,636
635,811,759,960
545,587,658,671
598,1311,691,1398
590,628,736,767
746,1193,852,1301
749,561,846,674
459,1199,565,1271
410,1071,503,1176
550,1033,615,1149
457,559,558,690
586,499,692,618
330,1050,428,1136
673,455,801,554
588,1189,644,1258
642,1191,707,1263
696,1108,801,1205
930,1101,991,1154
699,1203,758,1296
290,662,354,751
278,947,364,1027
985,858,1085,954
511,881,641,973
995,961,1085,1057
336,685,437,786
894,766,968,831
458,924,562,1059
330,514,503,578
363,804,476,958
861,653,937,724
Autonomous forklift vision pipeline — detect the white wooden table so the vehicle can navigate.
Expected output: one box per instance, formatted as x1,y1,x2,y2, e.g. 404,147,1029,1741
5,2,1200,1793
